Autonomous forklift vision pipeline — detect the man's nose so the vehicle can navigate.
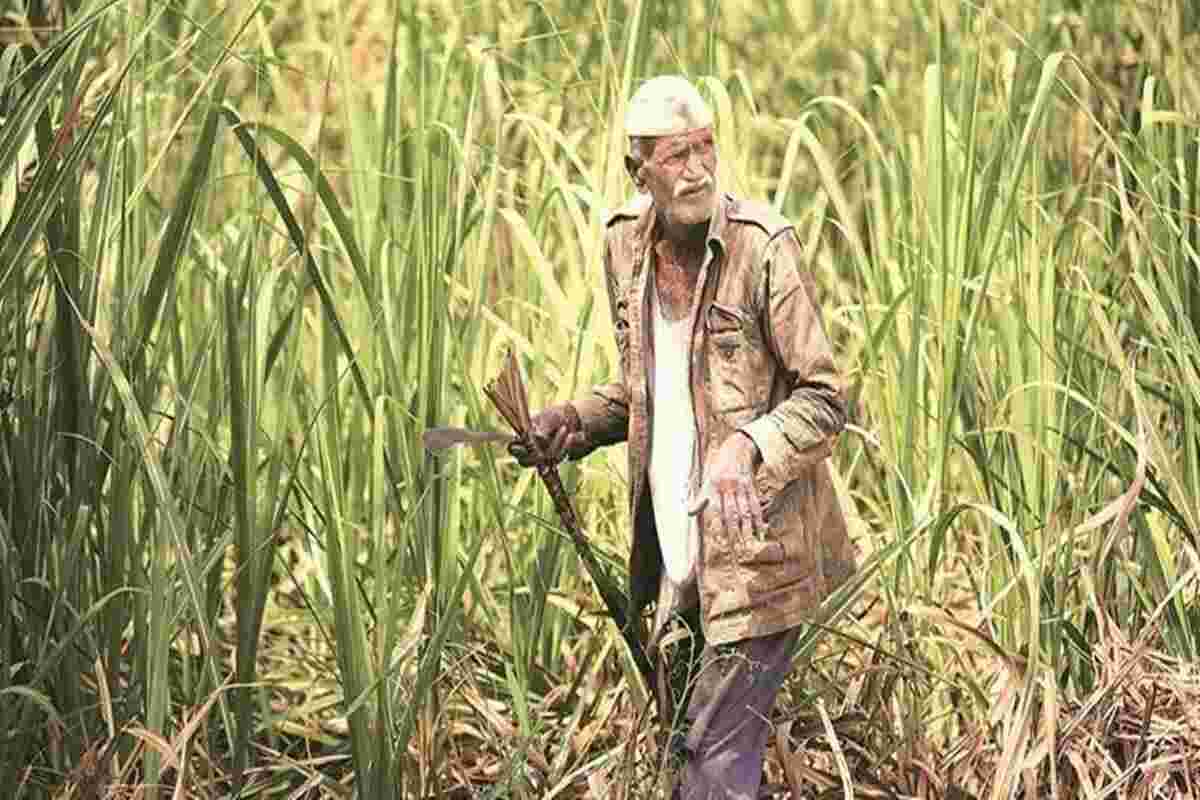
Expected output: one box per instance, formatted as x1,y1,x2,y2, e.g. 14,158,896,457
683,147,707,175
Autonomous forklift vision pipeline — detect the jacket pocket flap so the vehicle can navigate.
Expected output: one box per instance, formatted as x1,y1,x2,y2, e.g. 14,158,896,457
705,302,746,334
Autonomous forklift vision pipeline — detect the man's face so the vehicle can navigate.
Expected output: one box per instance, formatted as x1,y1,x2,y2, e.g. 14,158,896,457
631,128,718,229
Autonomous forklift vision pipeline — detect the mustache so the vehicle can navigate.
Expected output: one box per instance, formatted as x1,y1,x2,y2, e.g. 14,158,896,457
674,177,713,198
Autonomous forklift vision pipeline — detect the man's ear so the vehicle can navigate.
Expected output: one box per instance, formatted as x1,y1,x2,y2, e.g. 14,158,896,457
624,155,645,192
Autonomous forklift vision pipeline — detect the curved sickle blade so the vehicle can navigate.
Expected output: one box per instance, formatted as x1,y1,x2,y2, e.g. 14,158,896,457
422,426,513,451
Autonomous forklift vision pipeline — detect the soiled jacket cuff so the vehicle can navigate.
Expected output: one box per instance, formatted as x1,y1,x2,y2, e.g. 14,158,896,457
739,414,834,490
570,383,630,458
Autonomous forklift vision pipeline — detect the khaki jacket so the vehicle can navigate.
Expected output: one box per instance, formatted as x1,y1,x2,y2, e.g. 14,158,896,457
572,191,857,647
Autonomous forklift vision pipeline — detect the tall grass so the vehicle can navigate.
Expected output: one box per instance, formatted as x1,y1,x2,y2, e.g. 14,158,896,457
1,0,1197,797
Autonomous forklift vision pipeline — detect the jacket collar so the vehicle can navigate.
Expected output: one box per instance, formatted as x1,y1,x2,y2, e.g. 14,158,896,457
705,191,732,261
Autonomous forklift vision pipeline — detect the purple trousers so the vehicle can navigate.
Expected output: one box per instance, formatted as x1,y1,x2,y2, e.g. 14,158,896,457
655,606,799,800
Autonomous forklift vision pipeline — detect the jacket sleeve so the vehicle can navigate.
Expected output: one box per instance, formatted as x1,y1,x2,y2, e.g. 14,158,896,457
568,229,630,456
738,230,845,477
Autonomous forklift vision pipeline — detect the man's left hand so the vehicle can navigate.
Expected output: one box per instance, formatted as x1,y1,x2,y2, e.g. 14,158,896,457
687,432,766,539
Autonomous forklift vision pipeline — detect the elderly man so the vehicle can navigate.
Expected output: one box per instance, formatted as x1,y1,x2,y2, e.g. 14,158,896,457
511,75,856,798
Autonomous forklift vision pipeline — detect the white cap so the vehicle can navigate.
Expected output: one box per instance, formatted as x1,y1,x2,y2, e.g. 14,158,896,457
623,76,714,137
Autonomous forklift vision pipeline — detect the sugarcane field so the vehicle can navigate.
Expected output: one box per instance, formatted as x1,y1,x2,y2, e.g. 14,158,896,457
3,0,1200,798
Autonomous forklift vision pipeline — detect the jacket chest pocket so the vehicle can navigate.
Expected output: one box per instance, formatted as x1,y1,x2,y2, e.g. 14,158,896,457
704,302,769,414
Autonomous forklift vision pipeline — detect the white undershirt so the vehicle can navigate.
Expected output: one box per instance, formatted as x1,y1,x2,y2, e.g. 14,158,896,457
648,269,699,584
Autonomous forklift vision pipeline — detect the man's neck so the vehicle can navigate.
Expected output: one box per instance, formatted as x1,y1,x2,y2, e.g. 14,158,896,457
655,217,709,268
662,216,707,241
652,220,708,323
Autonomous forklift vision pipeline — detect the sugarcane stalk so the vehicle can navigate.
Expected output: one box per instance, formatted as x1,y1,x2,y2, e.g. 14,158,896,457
484,351,654,684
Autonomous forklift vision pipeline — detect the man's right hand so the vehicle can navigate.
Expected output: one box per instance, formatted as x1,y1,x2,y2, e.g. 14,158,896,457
508,403,586,467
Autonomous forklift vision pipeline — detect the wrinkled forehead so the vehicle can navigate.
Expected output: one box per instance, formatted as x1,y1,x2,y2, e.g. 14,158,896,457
641,127,715,155
624,76,714,137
